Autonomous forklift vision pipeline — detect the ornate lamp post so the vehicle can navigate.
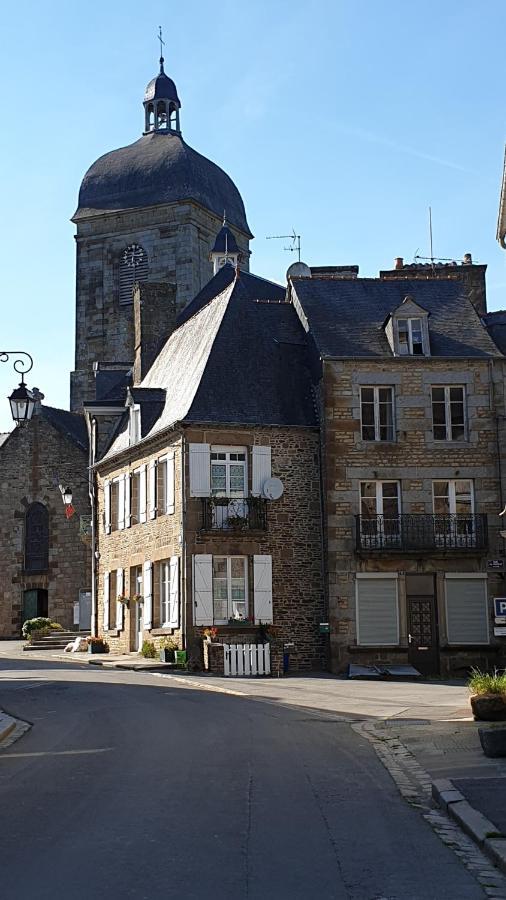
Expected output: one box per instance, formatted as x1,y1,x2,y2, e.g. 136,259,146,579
1,351,35,425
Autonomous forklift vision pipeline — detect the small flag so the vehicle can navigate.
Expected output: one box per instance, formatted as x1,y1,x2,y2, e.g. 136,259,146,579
65,504,76,520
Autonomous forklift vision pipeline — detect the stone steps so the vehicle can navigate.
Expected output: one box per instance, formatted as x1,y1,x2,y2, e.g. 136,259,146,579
24,631,90,651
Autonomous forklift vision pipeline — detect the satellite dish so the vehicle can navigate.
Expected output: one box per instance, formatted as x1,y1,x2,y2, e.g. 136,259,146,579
262,477,284,500
286,261,311,280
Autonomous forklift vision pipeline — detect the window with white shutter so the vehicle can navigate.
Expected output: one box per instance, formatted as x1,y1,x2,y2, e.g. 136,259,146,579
118,476,126,530
252,446,271,496
253,555,273,623
125,472,131,528
193,554,213,625
169,556,179,627
148,460,157,520
143,561,153,629
167,452,175,514
116,568,124,630
189,444,211,497
445,576,489,644
356,576,399,646
104,480,111,534
103,572,110,631
139,464,147,523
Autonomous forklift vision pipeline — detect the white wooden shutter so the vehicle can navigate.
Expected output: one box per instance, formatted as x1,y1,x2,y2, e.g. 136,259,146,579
118,476,125,530
103,572,110,631
193,554,213,625
148,460,157,520
167,452,175,514
445,577,489,644
116,568,124,630
104,480,111,534
189,443,210,497
139,464,147,523
254,555,273,623
143,561,153,629
356,577,399,646
169,556,180,627
252,446,272,496
125,473,131,528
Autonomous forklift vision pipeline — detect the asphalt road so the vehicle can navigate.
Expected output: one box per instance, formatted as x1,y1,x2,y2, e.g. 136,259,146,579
0,657,490,900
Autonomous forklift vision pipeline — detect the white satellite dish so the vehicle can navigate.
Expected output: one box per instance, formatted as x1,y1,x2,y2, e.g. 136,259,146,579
262,477,284,500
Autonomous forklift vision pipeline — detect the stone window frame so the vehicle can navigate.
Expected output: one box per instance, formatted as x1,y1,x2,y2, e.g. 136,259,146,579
359,385,396,442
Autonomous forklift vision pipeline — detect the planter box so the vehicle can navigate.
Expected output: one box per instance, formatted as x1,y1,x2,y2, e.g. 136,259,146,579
159,649,175,663
471,694,506,721
88,643,108,655
479,727,506,757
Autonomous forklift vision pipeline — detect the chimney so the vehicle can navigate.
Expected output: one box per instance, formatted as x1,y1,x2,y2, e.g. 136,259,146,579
463,252,472,265
395,257,404,270
133,282,177,384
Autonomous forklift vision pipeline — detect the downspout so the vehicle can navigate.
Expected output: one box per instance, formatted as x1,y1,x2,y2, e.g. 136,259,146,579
180,433,187,651
85,414,98,637
318,361,330,670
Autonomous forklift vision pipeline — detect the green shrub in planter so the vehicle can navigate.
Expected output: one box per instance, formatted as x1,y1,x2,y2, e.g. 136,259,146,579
468,669,506,721
141,640,157,659
159,637,177,662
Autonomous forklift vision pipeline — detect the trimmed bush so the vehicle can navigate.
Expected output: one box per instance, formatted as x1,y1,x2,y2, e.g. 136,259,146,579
22,618,63,639
141,640,157,659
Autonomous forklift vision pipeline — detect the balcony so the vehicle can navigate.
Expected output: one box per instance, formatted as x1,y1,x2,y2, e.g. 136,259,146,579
355,514,488,553
201,497,267,532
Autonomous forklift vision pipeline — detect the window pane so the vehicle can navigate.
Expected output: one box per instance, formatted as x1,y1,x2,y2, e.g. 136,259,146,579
397,320,409,354
381,482,398,498
432,402,446,426
433,481,449,515
211,464,226,494
361,482,377,517
432,387,445,402
433,425,447,440
378,390,393,440
229,464,245,495
361,388,374,403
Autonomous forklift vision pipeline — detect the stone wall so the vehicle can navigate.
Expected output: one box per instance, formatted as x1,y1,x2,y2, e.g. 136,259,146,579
0,415,90,637
71,201,250,409
323,356,506,674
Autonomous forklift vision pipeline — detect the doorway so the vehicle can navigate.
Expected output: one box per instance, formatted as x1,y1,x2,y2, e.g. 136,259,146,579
406,575,439,675
22,589,48,625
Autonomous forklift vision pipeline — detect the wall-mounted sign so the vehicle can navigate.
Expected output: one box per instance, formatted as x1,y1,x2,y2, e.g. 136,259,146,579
494,626,506,637
495,616,506,626
494,598,506,617
488,559,505,570
319,623,330,634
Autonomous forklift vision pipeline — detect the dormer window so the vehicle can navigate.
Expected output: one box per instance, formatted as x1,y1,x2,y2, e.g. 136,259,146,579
385,295,431,357
129,406,141,445
397,318,424,355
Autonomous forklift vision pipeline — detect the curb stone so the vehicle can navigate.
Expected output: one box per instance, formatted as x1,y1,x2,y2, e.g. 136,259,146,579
433,778,506,876
0,712,16,744
0,710,31,749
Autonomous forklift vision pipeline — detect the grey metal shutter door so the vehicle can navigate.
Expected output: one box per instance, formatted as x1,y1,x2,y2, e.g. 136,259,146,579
446,579,489,644
357,578,398,645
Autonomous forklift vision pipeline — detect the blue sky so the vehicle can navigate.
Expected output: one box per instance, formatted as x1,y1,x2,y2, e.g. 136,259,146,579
1,0,505,430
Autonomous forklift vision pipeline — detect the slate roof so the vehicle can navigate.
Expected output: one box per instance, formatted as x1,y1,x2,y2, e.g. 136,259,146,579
178,266,286,326
291,277,501,358
103,273,316,460
39,406,88,452
211,224,240,255
485,310,506,355
95,368,131,402
74,132,252,236
144,70,180,104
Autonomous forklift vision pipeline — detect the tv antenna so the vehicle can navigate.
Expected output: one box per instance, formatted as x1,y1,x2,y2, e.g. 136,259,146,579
266,229,301,262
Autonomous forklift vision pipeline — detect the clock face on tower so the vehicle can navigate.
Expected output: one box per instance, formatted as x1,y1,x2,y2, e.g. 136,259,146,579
123,243,145,268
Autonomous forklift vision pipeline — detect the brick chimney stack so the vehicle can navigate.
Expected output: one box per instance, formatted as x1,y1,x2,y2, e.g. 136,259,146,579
133,282,177,384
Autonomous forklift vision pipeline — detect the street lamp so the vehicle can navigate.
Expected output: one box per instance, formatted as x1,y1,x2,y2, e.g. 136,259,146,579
58,484,73,506
1,351,35,426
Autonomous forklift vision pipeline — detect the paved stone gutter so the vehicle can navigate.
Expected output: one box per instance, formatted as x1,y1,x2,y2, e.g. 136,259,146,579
433,777,506,878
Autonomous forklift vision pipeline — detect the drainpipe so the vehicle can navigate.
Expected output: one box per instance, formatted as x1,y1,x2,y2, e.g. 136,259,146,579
318,363,330,670
85,414,98,637
180,433,187,650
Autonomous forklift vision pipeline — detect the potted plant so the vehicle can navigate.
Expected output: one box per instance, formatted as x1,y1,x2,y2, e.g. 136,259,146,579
159,637,178,662
87,636,109,655
468,668,506,721
131,594,143,605
203,626,218,643
141,639,157,659
117,594,130,608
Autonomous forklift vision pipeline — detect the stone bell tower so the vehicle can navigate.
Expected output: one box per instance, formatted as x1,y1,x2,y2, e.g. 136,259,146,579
70,53,252,411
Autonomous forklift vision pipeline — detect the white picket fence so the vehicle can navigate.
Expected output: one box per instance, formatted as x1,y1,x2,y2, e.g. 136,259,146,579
223,642,271,677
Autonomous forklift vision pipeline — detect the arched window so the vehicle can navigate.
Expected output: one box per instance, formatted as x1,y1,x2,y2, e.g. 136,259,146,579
156,101,167,130
119,243,149,305
25,502,49,572
169,103,178,131
146,103,154,131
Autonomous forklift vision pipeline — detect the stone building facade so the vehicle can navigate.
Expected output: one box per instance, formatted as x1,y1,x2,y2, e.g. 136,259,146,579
290,269,506,676
91,266,325,672
0,407,91,637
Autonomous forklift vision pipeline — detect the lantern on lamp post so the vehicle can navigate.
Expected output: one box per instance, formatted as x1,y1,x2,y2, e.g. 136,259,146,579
1,351,35,426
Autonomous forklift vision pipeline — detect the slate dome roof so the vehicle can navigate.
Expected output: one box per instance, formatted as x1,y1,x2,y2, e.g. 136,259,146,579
73,131,251,235
144,71,180,104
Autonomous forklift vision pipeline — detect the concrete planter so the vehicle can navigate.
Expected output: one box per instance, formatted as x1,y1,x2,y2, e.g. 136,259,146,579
479,726,506,757
159,649,175,663
471,694,506,721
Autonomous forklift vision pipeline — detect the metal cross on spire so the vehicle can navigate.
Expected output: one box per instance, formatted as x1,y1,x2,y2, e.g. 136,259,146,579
158,25,165,71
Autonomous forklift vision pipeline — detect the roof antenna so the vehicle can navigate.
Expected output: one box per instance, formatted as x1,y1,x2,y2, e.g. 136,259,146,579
158,25,165,72
266,228,301,262
429,205,434,266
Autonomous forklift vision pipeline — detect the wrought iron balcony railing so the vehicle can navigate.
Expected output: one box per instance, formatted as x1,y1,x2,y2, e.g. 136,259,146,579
355,514,488,552
202,497,267,532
